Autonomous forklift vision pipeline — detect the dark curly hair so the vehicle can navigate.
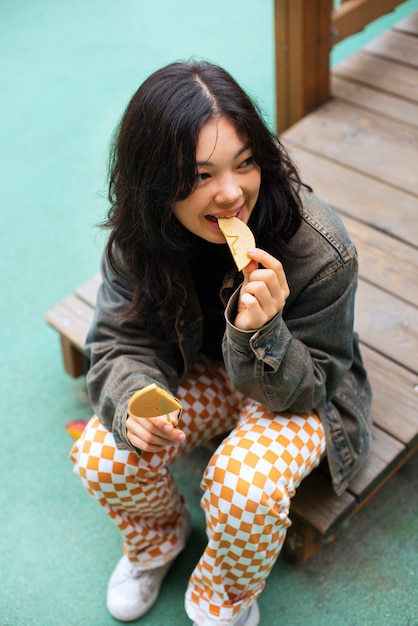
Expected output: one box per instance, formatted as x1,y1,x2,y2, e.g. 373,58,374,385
104,60,304,317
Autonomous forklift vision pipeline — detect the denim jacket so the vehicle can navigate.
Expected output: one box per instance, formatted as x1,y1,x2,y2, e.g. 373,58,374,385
85,189,372,495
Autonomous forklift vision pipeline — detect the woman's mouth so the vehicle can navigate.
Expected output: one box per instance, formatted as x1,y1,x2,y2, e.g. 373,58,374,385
205,207,243,224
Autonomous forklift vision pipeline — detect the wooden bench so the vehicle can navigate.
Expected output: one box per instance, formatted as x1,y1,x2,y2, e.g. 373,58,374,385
46,11,418,562
45,258,418,562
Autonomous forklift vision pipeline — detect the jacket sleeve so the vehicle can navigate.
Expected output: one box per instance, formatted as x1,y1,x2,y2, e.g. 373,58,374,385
85,252,183,452
222,255,358,414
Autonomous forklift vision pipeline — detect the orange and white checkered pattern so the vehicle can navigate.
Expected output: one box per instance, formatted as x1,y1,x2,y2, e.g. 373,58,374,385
70,355,325,625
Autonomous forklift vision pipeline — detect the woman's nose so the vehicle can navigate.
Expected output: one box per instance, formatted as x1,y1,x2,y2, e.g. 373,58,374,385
214,175,241,205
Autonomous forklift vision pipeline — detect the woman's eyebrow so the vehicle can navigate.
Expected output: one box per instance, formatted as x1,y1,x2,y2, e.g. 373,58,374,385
196,143,251,167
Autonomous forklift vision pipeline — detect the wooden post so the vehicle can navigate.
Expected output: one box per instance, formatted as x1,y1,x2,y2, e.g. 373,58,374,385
60,335,86,378
274,0,333,133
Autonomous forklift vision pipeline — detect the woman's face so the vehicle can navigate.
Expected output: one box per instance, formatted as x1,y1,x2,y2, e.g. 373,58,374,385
172,116,261,244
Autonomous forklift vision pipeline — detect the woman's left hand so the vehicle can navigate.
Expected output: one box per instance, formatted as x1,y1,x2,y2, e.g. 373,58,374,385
234,248,290,331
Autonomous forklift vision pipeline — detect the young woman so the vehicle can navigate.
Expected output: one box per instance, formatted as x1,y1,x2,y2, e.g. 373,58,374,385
70,61,372,626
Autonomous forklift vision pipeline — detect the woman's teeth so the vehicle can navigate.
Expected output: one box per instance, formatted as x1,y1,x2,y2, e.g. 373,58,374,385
207,211,239,222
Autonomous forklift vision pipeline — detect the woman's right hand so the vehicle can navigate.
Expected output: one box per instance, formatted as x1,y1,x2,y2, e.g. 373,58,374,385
235,248,289,331
126,411,186,452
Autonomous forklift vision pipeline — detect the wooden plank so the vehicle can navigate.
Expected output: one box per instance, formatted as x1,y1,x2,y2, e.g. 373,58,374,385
351,444,418,514
330,74,418,127
286,446,416,562
283,100,418,195
285,144,418,247
364,29,418,67
342,214,418,307
393,10,418,36
45,294,93,351
333,50,418,102
360,345,418,449
60,335,86,378
283,517,325,562
75,272,101,308
355,279,418,373
290,425,408,540
289,469,357,536
347,425,406,500
331,0,404,44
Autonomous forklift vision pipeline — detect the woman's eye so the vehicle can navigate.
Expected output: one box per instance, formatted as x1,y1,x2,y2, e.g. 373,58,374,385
196,172,210,183
239,156,254,168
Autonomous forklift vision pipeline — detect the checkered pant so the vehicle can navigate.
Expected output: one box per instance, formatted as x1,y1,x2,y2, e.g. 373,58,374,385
70,355,325,625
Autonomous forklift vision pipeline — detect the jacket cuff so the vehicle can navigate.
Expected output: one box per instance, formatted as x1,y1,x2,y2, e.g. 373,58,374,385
112,397,143,456
224,285,284,364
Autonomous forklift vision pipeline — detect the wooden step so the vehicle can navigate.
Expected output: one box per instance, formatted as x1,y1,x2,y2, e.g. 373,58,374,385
284,339,418,554
45,291,95,377
283,99,418,195
285,144,418,247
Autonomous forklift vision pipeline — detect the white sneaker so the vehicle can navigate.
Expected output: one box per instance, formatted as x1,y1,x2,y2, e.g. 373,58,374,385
192,600,260,626
235,602,260,626
107,511,192,622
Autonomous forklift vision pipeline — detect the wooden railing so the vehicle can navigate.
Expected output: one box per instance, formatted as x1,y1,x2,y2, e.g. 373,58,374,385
274,0,404,132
